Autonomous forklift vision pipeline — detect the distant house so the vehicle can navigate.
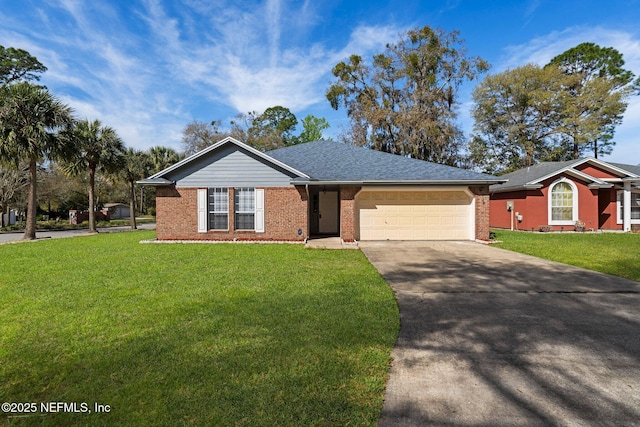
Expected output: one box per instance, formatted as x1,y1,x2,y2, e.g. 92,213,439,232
103,203,131,219
2,210,16,226
489,158,640,231
139,137,503,242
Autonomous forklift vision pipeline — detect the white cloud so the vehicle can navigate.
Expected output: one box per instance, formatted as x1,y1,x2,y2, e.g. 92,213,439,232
500,26,640,71
0,1,406,151
265,0,282,67
140,1,402,114
339,25,402,59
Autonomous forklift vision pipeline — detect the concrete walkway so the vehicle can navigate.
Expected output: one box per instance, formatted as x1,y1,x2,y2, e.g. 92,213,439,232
360,241,640,426
305,237,359,249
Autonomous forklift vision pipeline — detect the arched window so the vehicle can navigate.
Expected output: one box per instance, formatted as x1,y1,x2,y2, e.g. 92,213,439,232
549,179,578,225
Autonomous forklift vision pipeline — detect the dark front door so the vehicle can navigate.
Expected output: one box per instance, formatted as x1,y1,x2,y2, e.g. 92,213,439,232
318,191,339,234
310,188,340,236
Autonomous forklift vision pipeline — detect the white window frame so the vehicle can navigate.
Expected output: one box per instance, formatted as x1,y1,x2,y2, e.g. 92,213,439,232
616,190,640,224
548,178,578,225
208,187,229,230
234,187,255,230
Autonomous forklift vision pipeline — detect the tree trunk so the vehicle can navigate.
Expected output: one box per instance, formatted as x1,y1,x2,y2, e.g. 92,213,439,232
88,166,96,233
129,180,137,230
23,159,38,240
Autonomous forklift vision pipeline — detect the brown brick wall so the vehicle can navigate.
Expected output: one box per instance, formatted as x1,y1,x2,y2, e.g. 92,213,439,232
156,186,308,241
470,185,490,240
339,186,361,242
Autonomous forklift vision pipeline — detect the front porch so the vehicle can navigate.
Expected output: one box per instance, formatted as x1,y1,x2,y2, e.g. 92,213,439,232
305,185,360,242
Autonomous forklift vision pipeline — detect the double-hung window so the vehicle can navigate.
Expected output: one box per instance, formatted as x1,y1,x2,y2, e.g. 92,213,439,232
617,191,640,223
208,188,228,230
235,187,255,230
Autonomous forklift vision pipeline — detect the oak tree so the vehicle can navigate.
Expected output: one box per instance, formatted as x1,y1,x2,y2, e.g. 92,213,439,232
326,26,489,165
181,120,229,156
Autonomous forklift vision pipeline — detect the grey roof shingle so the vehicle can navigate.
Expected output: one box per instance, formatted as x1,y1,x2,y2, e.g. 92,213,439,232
610,162,640,176
489,161,576,191
489,159,640,192
267,140,501,183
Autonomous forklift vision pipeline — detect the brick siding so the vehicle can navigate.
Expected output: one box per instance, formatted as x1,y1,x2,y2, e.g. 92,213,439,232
156,186,308,241
339,186,361,242
156,184,490,241
470,185,491,240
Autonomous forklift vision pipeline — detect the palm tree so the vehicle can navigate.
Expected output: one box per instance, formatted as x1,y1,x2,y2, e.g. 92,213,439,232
0,82,74,239
122,148,151,230
149,145,182,174
63,119,124,233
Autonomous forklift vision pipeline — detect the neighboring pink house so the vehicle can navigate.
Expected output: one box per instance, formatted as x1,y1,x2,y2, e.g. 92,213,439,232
489,158,640,232
139,138,504,242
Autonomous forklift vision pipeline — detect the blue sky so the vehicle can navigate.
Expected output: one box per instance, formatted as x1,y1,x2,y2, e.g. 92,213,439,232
1,0,639,163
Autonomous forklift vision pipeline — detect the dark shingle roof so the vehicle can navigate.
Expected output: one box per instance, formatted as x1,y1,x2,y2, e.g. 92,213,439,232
267,140,501,183
489,158,640,192
610,162,640,176
489,161,576,191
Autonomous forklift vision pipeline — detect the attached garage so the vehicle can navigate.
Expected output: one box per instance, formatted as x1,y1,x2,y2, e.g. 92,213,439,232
355,188,474,241
142,139,502,242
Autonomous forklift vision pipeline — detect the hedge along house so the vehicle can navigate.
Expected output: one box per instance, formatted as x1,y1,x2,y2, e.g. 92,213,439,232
489,158,640,232
139,137,504,242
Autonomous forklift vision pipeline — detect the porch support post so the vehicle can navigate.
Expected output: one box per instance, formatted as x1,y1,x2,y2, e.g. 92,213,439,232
623,180,632,232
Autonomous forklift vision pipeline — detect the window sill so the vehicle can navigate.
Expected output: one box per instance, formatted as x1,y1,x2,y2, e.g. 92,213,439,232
549,221,575,226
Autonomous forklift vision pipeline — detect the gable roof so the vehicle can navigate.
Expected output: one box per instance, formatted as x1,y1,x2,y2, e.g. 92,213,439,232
140,138,504,186
610,162,640,176
143,137,309,184
490,158,640,193
267,140,502,184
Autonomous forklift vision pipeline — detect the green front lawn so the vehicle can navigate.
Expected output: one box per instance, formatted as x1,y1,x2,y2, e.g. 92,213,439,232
492,229,640,282
0,232,399,426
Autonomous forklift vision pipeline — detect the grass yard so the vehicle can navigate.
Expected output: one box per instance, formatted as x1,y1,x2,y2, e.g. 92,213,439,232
492,229,640,282
0,231,399,426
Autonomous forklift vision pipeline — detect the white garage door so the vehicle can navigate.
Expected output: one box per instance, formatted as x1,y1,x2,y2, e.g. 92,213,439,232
356,190,473,241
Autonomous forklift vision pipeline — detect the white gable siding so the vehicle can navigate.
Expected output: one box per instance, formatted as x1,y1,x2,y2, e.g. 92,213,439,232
167,144,295,188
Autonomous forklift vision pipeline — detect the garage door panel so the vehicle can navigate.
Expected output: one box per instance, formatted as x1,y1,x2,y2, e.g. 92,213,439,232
356,190,472,241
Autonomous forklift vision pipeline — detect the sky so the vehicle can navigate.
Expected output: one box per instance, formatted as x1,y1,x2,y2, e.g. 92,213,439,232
1,0,639,164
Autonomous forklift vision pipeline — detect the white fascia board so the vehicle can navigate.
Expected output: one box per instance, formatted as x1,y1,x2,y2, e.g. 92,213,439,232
571,157,640,178
148,137,310,180
291,179,505,186
490,184,543,193
588,182,614,189
529,167,606,186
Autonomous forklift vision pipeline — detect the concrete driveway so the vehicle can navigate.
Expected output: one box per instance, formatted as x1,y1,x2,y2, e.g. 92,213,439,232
360,241,640,426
